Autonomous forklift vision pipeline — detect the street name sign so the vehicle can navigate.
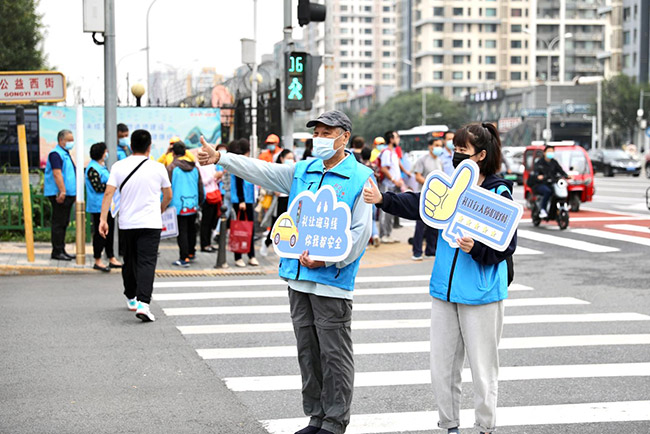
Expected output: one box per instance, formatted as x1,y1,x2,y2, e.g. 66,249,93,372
0,71,66,104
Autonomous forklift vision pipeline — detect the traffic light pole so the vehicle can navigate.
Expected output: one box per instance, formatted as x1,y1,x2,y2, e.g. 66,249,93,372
281,0,294,150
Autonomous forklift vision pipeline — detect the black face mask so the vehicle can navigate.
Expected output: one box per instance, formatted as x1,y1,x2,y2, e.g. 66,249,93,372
452,152,478,168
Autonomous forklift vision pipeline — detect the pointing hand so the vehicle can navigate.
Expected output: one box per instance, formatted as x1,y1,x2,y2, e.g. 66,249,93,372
198,136,219,166
423,166,472,221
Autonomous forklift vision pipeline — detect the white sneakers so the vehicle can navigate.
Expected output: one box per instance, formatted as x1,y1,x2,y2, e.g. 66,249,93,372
234,259,246,268
127,298,138,311
135,302,155,322
249,257,259,266
539,208,548,219
381,236,398,244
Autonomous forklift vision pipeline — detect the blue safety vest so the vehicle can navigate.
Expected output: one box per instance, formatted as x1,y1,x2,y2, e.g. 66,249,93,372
279,153,373,291
84,159,110,213
44,145,77,197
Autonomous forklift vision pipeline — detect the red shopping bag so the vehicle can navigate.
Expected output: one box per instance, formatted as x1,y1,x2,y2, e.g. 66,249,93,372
228,211,253,253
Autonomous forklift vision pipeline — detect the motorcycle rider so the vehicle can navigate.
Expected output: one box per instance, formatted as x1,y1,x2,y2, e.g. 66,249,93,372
532,145,569,218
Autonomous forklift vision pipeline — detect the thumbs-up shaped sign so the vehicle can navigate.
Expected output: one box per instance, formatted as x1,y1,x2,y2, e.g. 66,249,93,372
419,159,523,252
423,165,472,221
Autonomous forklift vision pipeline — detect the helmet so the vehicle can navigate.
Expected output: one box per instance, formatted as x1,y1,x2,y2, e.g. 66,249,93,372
169,136,182,144
373,136,386,145
265,134,280,144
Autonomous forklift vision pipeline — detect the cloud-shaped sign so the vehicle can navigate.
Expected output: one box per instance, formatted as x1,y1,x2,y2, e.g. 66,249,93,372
271,185,352,262
419,159,523,251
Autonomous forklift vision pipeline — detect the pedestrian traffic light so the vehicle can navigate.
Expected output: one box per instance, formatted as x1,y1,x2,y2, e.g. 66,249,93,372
297,0,326,27
285,52,321,111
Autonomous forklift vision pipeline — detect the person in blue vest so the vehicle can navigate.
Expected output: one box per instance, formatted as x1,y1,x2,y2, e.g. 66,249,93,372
198,110,374,434
85,142,122,272
362,122,516,434
44,129,77,261
117,123,131,161
167,140,204,267
229,138,259,268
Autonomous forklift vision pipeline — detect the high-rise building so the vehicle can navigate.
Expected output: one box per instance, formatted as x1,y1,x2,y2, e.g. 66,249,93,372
532,0,619,83
396,0,532,99
621,0,649,82
302,0,398,114
396,0,619,99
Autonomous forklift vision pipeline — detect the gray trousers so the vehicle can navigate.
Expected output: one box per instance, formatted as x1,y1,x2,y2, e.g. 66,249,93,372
379,184,400,237
429,297,504,433
288,288,354,434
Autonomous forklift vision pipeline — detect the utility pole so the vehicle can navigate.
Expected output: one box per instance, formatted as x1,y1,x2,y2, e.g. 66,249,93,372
281,0,294,149
250,0,259,157
323,0,334,111
104,0,117,168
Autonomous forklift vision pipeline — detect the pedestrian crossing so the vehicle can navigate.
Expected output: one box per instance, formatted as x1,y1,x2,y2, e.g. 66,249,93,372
514,223,650,255
153,270,650,433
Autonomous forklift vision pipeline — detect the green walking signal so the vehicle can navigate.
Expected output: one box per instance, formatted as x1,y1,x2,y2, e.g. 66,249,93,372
285,52,321,111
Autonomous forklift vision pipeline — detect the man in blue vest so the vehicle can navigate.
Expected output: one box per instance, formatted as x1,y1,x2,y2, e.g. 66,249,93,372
117,123,131,161
198,111,374,434
44,129,76,260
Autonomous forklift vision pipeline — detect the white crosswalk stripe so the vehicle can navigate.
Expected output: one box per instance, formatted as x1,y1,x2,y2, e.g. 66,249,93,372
155,272,650,432
261,401,650,433
177,312,650,335
163,297,588,316
571,228,650,247
518,229,620,252
225,362,650,391
606,224,650,234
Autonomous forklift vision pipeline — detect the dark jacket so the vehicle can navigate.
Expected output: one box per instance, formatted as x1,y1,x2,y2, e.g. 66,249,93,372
533,157,568,185
379,174,516,304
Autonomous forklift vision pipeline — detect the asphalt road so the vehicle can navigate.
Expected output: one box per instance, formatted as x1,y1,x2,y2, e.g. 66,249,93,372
1,173,649,434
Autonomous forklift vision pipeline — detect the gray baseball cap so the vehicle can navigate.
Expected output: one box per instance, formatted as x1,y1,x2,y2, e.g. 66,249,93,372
306,110,352,132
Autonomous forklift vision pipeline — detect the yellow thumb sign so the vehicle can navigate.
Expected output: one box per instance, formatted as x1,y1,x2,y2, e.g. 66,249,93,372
423,165,472,221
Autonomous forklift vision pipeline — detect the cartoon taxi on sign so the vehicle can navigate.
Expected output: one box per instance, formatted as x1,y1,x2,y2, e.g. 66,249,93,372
272,215,299,247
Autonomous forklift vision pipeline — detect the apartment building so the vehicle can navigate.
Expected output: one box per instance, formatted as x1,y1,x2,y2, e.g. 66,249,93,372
396,0,532,99
303,0,398,113
621,0,649,82
533,0,620,83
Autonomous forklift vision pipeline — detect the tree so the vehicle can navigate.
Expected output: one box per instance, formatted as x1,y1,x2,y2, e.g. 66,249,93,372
346,91,469,142
0,0,47,71
602,74,650,142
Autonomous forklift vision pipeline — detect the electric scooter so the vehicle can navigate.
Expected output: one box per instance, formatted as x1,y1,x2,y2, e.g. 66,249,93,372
529,176,570,230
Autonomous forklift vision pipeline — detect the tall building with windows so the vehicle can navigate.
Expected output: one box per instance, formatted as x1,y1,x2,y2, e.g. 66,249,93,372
532,0,619,83
396,0,532,98
621,0,649,82
302,0,398,114
396,0,619,99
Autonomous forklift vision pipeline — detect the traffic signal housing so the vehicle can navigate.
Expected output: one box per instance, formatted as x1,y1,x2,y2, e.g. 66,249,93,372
297,0,326,27
285,52,321,111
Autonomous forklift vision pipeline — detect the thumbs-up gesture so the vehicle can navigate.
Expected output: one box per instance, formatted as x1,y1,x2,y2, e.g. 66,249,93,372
423,165,472,221
198,136,219,166
363,178,383,205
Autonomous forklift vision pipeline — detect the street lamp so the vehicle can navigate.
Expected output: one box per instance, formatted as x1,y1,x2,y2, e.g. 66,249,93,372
523,29,572,142
131,83,145,107
146,0,159,106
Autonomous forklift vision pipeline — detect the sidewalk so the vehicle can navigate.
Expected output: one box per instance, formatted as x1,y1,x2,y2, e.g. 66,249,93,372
0,223,427,276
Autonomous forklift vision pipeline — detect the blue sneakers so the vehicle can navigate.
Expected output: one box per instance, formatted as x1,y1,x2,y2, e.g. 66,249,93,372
172,259,190,267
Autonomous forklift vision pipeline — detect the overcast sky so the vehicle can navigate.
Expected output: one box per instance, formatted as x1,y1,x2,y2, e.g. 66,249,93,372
38,0,303,105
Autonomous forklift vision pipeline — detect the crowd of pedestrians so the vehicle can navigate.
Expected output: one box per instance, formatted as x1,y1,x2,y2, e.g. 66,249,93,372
41,109,516,434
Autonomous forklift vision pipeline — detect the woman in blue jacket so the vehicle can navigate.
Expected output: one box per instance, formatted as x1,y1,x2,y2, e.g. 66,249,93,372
363,122,516,434
85,142,121,272
230,138,258,267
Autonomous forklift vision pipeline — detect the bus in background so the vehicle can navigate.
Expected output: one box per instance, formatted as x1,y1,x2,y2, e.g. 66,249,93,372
292,132,312,160
398,125,449,153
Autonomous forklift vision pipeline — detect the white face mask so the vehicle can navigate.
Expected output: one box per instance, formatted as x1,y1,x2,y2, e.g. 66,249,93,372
312,132,345,160
284,159,294,165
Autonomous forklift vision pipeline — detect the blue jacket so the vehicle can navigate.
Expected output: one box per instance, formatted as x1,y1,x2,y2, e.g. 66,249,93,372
85,159,110,213
279,155,373,291
168,159,204,215
230,174,255,204
379,174,516,305
44,146,77,197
